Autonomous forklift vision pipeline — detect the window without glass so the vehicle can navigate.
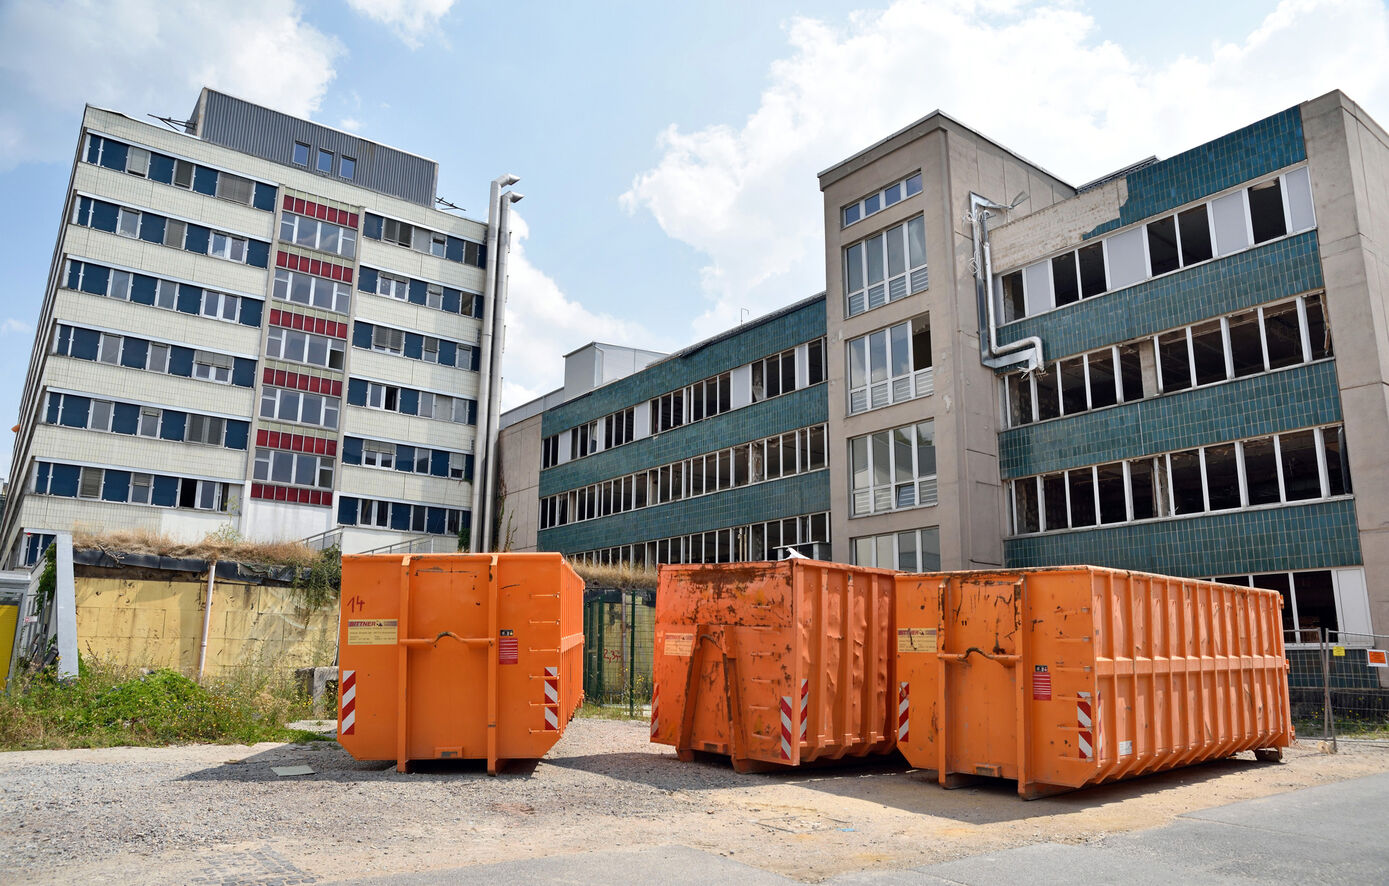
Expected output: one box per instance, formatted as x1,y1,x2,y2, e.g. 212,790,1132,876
1177,205,1213,264
1059,357,1087,415
1205,443,1241,511
1097,463,1127,524
1000,271,1025,322
1158,330,1192,392
1227,310,1264,377
1128,458,1157,520
1068,468,1097,527
1279,430,1321,501
1014,478,1040,533
1147,216,1180,276
1248,179,1287,244
1169,450,1205,515
1051,253,1080,305
1190,320,1227,386
1042,473,1067,531
1078,243,1107,297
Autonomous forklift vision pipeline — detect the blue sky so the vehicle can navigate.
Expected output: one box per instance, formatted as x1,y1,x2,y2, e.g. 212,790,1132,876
1,0,1387,478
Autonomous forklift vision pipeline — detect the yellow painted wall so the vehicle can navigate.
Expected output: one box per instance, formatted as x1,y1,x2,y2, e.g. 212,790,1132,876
0,605,17,690
75,572,336,678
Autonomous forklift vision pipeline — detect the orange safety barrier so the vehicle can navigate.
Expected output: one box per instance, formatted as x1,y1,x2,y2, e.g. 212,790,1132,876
651,559,898,771
337,552,584,774
895,567,1293,798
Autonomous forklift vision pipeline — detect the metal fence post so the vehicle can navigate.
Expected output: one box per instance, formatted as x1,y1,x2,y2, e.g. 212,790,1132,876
628,590,637,718
1320,628,1337,752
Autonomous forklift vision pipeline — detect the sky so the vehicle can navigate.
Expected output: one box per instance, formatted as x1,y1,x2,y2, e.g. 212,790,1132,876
0,0,1387,478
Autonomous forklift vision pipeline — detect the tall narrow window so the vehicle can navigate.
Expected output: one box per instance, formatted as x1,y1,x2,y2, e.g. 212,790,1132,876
1248,179,1287,244
293,143,310,165
340,156,356,179
1177,205,1213,265
1147,216,1180,276
316,148,334,173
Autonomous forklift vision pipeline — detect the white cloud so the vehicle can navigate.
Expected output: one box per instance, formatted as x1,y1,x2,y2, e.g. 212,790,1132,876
621,0,1389,337
0,318,33,336
339,117,363,132
498,212,664,411
0,0,343,171
345,0,454,48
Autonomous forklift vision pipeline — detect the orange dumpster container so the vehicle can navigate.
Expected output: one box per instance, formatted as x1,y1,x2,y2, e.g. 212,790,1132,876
895,567,1293,798
336,552,584,774
650,559,898,771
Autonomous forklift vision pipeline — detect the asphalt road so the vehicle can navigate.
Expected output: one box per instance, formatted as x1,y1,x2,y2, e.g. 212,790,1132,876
328,771,1389,885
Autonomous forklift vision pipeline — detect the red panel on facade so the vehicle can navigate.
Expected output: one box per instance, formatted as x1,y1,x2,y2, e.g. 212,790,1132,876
315,203,327,220
348,213,359,228
294,198,307,215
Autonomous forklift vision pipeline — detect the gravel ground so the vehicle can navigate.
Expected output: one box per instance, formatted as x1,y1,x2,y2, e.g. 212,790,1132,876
2,720,1387,885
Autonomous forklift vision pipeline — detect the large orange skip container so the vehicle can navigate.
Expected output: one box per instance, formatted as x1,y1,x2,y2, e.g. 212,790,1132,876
895,567,1293,798
337,553,584,774
650,560,898,771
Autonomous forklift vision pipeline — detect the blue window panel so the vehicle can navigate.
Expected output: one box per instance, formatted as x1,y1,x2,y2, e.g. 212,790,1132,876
238,298,263,328
467,241,486,269
246,240,269,269
79,264,108,296
101,470,130,503
71,328,100,361
363,214,384,240
44,393,61,424
472,295,485,319
53,325,72,356
99,140,127,171
183,224,209,255
395,445,415,473
75,196,93,224
442,288,461,314
112,403,139,435
130,274,157,305
399,388,419,416
404,333,423,360
347,378,367,406
58,395,89,428
445,236,465,263
430,450,449,478
426,507,446,535
338,496,358,526
438,341,456,368
138,214,165,244
90,200,119,233
176,284,201,315
390,503,412,531
84,136,104,164
65,261,83,290
462,399,477,425
352,322,373,350
160,410,186,441
408,280,426,306
152,475,178,507
469,347,480,372
49,464,80,498
192,166,217,196
252,182,277,212
224,420,249,451
34,462,52,495
168,346,194,377
148,153,174,184
119,338,148,370
460,510,472,530
232,358,255,388
464,454,475,482
341,436,362,465
358,267,378,293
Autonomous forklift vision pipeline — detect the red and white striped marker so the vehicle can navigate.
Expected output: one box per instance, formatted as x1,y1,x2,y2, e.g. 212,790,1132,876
650,682,660,739
779,693,794,761
339,669,356,736
897,682,910,743
543,667,559,731
1077,691,1093,760
799,679,809,742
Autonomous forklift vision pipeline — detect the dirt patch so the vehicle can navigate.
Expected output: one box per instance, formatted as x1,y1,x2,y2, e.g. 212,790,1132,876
1,719,1386,884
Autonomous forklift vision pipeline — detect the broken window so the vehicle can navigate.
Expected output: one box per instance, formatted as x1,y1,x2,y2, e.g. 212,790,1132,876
1252,572,1296,635
1042,473,1068,531
1007,374,1033,426
1128,458,1157,520
1118,343,1144,402
1242,436,1281,505
1158,330,1192,392
1305,293,1333,360
1051,253,1079,305
1147,215,1180,276
1280,430,1321,501
1000,271,1025,322
1190,320,1227,386
1169,450,1205,515
1323,425,1351,496
1227,310,1264,377
1014,478,1040,534
1177,205,1213,265
1262,301,1303,369
1078,242,1107,297
1088,349,1117,409
1068,468,1097,527
1249,179,1287,244
1035,370,1060,421
1293,571,1338,641
1205,443,1241,511
1059,356,1087,415
1097,462,1127,524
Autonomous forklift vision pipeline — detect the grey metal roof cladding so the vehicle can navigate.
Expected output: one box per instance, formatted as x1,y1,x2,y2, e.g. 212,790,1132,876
188,89,439,206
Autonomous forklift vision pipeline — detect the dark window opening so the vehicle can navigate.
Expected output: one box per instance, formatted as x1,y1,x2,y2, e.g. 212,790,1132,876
1252,572,1295,634
1158,330,1192,392
1323,425,1351,496
1042,473,1068,531
1169,450,1205,515
1243,437,1281,505
1294,571,1338,641
1262,302,1303,369
912,319,931,370
1001,272,1024,322
1118,343,1144,402
178,478,198,509
1051,254,1079,305
1129,458,1156,520
1088,349,1117,409
1035,370,1060,421
1205,443,1241,511
1305,294,1333,359
1067,469,1097,527
1147,216,1180,276
1227,310,1264,377
1097,463,1127,524
1059,357,1087,415
1014,478,1040,534
1177,205,1213,265
1279,430,1321,501
1191,320,1227,386
1078,243,1107,297
1249,180,1287,244
1007,374,1033,427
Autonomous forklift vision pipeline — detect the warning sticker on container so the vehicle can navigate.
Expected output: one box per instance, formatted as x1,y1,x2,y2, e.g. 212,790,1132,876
347,619,398,645
1119,739,1134,757
499,629,519,665
1368,649,1387,668
897,628,937,653
1032,665,1052,700
664,632,695,657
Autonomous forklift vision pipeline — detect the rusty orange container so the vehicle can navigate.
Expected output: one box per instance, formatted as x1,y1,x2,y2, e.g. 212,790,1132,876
650,559,898,771
337,552,584,774
895,567,1293,798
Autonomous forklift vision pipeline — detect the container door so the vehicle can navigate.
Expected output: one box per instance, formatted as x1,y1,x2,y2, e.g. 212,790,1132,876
938,576,1023,779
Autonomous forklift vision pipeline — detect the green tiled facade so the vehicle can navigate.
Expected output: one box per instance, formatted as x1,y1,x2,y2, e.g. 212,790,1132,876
1004,499,1361,577
538,469,829,553
998,231,1323,361
1085,106,1305,239
998,360,1343,479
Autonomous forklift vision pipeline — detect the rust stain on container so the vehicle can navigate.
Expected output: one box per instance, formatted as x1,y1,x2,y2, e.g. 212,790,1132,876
337,553,584,775
895,567,1293,799
651,559,898,771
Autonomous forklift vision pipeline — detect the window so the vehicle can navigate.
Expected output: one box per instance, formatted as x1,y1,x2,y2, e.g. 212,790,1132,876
145,342,170,373
846,320,932,414
185,414,225,445
215,173,254,206
1154,294,1332,393
844,215,927,316
209,232,247,262
192,351,233,384
78,467,103,500
266,327,345,370
259,387,340,429
116,208,140,238
173,160,194,190
363,442,394,469
850,421,936,517
293,143,310,165
851,526,939,572
163,219,186,250
364,382,399,412
1005,345,1140,427
340,156,356,179
97,333,121,365
273,269,351,313
842,172,923,227
371,326,405,354
279,212,357,259
316,149,333,173
125,147,150,177
541,435,560,469
382,218,413,248
129,473,152,505
254,448,334,489
377,273,410,301
88,399,114,432
199,290,240,322
138,407,160,437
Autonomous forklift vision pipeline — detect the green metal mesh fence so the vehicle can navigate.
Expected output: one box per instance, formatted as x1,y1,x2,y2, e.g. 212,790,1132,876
583,588,655,715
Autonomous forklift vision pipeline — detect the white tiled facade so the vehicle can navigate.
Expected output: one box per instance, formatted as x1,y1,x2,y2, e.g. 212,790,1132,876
2,89,498,566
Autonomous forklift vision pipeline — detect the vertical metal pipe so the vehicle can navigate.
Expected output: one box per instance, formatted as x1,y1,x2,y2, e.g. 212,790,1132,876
197,562,216,681
480,192,519,552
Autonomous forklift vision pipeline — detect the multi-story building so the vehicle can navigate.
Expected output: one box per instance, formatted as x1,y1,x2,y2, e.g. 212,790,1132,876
2,89,516,566
498,295,831,564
